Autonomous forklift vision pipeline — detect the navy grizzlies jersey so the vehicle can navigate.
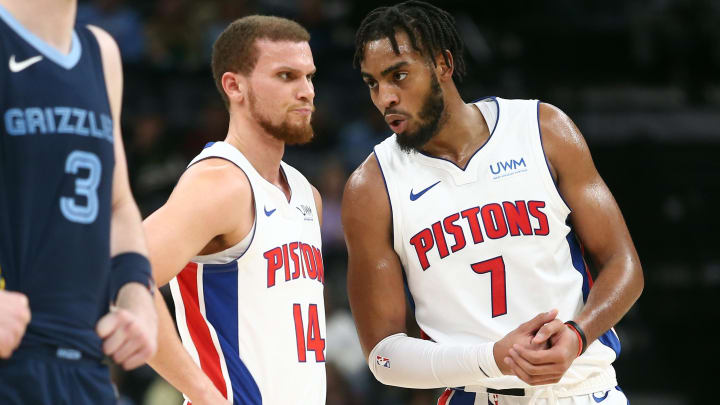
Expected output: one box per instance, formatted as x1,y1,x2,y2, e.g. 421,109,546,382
0,6,114,360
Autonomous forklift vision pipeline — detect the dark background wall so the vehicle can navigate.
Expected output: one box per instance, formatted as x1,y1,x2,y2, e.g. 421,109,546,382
76,1,719,404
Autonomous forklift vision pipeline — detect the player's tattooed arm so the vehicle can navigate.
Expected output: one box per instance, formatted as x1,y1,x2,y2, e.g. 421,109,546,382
505,103,644,385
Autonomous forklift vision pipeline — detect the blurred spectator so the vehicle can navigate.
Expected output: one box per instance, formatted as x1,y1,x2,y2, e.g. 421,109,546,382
77,0,145,63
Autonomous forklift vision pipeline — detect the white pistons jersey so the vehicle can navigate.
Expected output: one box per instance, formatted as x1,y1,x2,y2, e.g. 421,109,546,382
169,142,326,405
373,97,621,393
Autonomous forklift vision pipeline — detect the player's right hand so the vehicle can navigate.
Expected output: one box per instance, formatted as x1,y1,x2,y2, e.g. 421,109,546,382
0,290,31,358
493,309,558,376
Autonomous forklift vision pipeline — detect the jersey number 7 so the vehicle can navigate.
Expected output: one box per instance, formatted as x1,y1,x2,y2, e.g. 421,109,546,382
470,256,507,317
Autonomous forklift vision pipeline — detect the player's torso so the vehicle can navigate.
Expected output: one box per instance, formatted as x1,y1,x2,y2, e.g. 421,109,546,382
0,6,114,358
170,142,326,405
374,98,619,388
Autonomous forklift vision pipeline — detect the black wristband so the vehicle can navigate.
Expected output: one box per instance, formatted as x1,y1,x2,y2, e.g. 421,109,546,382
109,252,154,302
564,320,587,355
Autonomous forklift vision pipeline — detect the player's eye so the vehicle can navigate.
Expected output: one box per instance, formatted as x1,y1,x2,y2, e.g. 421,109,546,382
364,79,377,89
394,72,407,82
278,72,291,80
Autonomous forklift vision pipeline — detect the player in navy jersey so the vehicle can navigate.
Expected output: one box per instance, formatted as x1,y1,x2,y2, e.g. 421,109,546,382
342,2,644,404
0,0,157,403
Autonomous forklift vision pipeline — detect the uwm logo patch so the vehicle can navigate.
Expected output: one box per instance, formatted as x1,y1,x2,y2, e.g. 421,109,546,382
489,157,527,180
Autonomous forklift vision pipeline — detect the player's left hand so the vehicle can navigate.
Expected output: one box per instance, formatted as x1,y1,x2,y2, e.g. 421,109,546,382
503,319,579,386
96,283,158,370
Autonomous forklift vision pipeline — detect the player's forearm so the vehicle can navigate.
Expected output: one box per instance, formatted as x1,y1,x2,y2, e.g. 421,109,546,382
148,292,223,401
110,193,148,257
574,254,643,345
368,333,502,389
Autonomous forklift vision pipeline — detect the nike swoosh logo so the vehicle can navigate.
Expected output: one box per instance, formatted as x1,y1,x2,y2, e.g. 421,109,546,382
592,391,610,403
9,55,43,72
264,206,276,216
409,180,441,201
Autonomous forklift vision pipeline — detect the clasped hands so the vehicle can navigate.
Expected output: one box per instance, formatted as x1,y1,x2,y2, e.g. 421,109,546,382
493,309,580,386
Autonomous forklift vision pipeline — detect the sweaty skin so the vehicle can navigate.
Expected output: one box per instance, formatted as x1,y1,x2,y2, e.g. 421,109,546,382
345,31,643,386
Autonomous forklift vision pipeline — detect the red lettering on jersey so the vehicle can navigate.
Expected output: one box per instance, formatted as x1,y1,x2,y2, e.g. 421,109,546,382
282,244,291,281
443,213,466,252
503,201,533,236
481,203,508,239
460,207,484,244
312,246,324,284
410,228,434,270
264,247,283,288
289,242,301,279
528,201,549,235
431,221,449,259
302,243,316,280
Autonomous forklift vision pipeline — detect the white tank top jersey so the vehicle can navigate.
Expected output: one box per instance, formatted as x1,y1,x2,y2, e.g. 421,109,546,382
169,141,326,405
373,97,621,393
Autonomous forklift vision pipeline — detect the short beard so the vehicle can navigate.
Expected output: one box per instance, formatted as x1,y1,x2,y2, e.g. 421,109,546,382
248,88,314,145
396,73,445,153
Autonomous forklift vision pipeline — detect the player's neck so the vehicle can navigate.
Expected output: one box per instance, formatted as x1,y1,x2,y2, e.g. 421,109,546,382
224,114,288,191
0,0,76,54
420,89,490,168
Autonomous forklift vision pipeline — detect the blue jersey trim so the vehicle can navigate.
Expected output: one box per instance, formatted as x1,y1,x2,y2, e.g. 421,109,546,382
0,4,82,70
566,230,591,301
566,230,621,358
203,263,262,405
417,96,499,171
448,389,476,405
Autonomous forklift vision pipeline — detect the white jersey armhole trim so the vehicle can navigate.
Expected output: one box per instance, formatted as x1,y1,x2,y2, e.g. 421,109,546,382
186,151,258,265
534,100,572,214
372,147,404,257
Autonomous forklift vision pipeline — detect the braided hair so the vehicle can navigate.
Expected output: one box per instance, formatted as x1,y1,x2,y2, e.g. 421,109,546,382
354,1,466,82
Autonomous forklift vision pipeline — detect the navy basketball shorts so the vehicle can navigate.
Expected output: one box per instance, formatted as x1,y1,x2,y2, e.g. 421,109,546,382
0,348,117,404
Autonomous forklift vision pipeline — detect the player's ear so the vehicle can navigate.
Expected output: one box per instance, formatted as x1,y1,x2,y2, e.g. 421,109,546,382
222,72,247,105
435,50,454,82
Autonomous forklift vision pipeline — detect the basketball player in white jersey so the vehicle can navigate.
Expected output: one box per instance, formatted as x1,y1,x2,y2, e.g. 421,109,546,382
343,2,644,404
143,16,326,405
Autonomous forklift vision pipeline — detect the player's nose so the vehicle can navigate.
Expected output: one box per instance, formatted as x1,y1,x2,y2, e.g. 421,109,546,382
379,84,399,109
296,77,315,102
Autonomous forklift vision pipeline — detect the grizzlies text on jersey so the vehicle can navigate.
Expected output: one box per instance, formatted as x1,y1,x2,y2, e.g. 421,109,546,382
0,5,115,360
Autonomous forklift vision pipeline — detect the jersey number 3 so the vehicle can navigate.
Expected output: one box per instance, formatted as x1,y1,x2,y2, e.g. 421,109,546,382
470,256,507,317
60,150,101,224
293,303,325,362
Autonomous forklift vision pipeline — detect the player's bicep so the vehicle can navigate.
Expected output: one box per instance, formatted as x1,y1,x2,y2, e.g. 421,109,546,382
144,162,251,286
87,25,132,210
342,155,407,357
540,103,638,268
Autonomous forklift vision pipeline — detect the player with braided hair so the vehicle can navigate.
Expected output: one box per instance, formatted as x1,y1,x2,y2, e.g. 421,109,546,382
343,2,643,404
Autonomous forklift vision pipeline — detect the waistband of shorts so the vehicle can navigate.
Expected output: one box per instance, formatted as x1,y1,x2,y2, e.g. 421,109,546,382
458,367,618,397
2,344,104,366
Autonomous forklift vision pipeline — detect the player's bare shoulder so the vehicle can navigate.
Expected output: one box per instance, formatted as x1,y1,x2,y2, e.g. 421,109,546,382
342,152,392,244
86,26,122,114
538,102,594,183
342,153,389,216
171,158,254,235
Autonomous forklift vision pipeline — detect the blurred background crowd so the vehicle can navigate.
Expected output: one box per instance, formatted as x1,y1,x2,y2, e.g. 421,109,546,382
75,0,719,404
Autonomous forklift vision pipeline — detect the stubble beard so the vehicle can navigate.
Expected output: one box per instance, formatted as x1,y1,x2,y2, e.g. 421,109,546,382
248,87,314,145
395,72,445,153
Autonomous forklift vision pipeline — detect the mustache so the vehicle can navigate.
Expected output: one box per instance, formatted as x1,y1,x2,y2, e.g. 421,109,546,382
290,104,315,111
384,108,409,117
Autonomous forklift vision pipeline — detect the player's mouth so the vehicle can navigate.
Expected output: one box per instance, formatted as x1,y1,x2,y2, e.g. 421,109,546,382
385,114,408,134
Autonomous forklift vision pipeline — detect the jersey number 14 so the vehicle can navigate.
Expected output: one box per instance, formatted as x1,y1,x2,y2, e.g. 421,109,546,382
293,303,325,362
